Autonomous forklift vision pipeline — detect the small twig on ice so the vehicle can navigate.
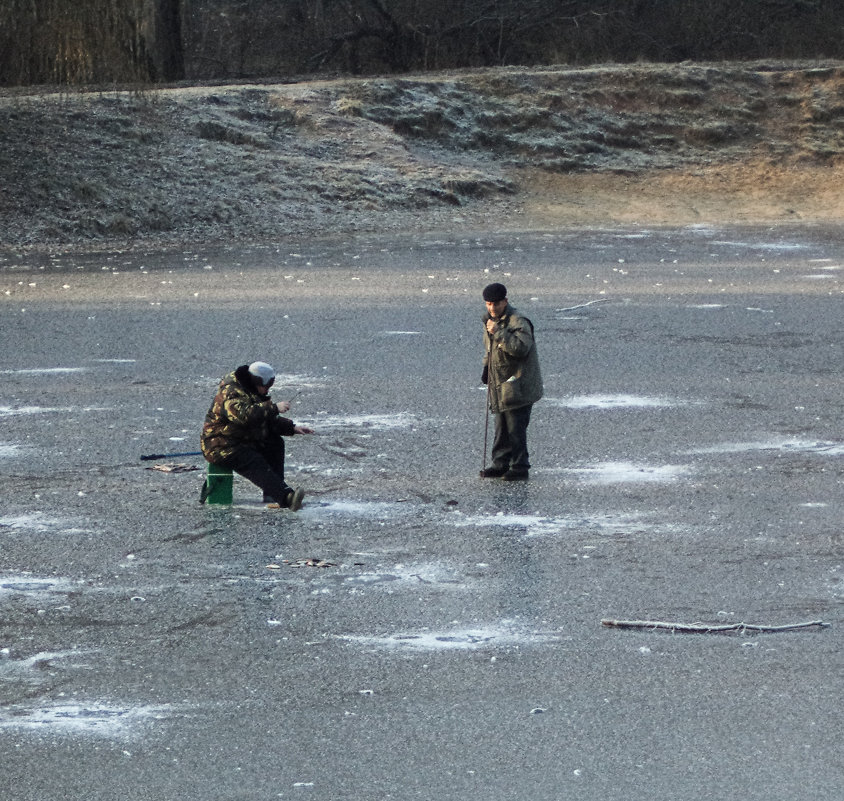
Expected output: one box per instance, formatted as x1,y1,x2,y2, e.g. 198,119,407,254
601,618,829,634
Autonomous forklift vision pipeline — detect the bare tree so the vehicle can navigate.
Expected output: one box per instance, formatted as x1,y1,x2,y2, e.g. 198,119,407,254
6,0,844,86
303,0,607,73
0,0,184,86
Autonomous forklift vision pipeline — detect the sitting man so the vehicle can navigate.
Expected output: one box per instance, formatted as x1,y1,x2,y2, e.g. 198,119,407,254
200,361,314,510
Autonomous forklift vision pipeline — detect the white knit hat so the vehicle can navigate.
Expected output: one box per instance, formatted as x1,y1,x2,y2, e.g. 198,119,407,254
248,361,275,387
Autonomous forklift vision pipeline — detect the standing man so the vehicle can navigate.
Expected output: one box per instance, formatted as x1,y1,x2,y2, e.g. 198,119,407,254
480,283,543,481
200,361,314,509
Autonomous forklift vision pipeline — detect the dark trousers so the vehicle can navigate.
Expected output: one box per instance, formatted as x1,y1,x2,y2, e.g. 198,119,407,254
218,438,291,504
491,404,533,472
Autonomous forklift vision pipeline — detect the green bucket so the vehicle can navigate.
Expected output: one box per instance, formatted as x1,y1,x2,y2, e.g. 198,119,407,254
205,463,233,505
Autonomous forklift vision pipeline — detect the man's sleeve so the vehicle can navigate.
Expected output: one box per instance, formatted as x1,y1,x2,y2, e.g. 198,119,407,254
223,391,278,426
494,316,534,359
271,415,297,436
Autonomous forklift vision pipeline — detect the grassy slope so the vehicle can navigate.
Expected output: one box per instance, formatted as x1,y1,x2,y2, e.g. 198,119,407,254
2,61,843,249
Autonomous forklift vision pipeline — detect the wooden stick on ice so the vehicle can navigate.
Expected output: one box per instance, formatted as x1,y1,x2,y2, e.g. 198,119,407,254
601,618,829,634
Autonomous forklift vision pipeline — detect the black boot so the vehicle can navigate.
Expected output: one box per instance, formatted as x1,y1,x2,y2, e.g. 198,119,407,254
284,487,305,511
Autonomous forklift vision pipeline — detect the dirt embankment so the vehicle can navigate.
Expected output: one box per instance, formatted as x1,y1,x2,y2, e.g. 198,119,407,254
2,60,844,251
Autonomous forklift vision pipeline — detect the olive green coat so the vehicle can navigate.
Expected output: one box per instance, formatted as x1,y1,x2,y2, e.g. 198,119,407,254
482,303,543,413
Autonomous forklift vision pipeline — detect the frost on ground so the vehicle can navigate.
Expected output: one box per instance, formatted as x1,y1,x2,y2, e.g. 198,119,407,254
3,60,844,250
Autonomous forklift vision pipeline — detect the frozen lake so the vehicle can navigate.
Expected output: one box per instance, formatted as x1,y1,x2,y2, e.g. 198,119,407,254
1,224,842,801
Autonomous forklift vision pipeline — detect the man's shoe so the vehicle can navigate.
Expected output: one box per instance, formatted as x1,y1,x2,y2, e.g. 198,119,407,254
502,469,529,481
480,466,507,478
286,487,305,512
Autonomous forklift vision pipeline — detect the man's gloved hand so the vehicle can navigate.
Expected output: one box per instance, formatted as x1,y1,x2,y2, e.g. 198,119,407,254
481,365,488,385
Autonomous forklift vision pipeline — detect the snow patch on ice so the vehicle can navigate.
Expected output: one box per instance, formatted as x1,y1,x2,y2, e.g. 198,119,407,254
0,405,110,417
454,512,563,536
566,461,691,484
452,510,647,538
341,560,466,589
548,394,692,410
295,463,365,477
304,412,418,430
0,574,78,600
0,649,93,680
0,367,86,375
0,513,87,535
711,240,807,251
0,701,175,739
274,372,326,389
305,499,410,517
340,620,559,651
688,437,844,455
0,405,66,417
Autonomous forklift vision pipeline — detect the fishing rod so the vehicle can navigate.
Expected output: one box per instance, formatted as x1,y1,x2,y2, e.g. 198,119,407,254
141,391,305,461
140,451,202,461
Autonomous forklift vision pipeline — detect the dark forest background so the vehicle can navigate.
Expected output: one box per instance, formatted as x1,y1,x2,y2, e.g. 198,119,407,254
2,0,843,87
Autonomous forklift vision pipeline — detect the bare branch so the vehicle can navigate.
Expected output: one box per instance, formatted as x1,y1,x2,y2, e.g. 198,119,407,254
601,618,830,634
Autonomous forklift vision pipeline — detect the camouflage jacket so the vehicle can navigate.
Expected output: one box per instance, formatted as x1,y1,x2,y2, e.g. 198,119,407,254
200,365,296,462
482,303,543,413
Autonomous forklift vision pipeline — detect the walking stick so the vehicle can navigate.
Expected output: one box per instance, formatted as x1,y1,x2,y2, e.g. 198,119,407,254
480,334,492,475
481,390,491,474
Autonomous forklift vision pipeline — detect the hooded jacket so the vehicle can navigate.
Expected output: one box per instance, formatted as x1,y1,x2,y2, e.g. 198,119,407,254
201,364,296,462
483,303,543,413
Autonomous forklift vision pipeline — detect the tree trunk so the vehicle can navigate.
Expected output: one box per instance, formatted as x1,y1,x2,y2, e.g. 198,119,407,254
143,0,185,81
0,0,184,86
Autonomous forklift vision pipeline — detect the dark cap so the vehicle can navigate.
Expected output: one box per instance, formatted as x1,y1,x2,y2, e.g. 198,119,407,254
482,282,507,302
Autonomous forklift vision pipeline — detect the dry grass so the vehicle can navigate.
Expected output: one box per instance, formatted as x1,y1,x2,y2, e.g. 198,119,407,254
2,60,844,250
